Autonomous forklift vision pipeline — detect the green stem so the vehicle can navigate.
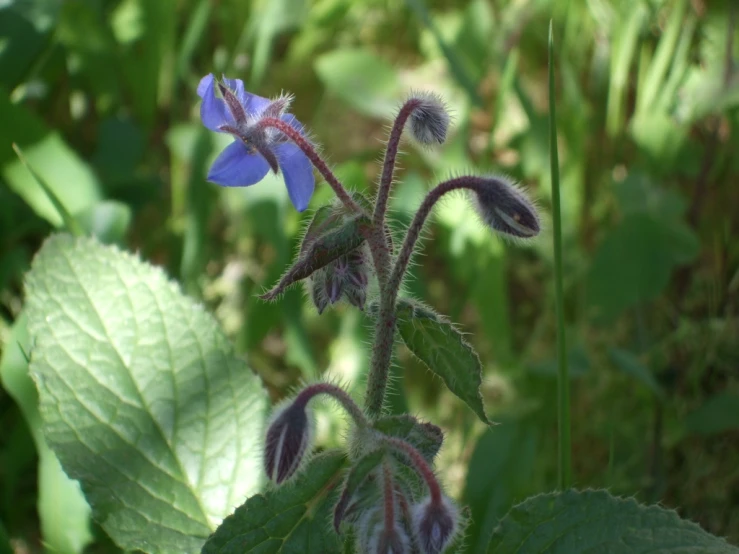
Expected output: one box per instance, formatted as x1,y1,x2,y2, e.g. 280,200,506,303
549,22,571,490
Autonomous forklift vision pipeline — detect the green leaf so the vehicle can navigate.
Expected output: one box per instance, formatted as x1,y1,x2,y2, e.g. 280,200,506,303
201,451,346,554
464,419,538,554
25,234,269,554
333,448,385,533
608,348,665,400
0,91,101,228
587,214,699,320
487,489,738,553
395,299,488,424
0,313,93,554
684,393,739,436
261,214,370,301
314,48,401,118
75,200,132,245
372,414,443,463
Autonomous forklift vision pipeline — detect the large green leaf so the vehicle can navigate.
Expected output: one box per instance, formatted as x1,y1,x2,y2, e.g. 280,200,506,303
487,489,738,553
202,451,346,554
395,299,488,424
0,313,93,554
25,234,269,554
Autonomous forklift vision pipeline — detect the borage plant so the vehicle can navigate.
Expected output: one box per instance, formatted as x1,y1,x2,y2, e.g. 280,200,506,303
17,65,738,554
196,73,539,554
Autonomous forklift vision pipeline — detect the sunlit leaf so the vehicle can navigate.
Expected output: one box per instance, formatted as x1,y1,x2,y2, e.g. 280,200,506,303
25,235,269,553
0,313,93,554
202,451,346,554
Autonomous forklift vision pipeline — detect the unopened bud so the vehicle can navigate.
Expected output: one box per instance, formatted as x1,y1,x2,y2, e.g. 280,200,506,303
264,400,312,484
373,526,410,554
359,508,411,554
408,93,450,146
471,176,540,239
412,496,458,554
307,247,370,313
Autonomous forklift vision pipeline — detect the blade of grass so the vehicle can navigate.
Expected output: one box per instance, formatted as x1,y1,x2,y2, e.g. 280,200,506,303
548,22,570,490
11,143,83,237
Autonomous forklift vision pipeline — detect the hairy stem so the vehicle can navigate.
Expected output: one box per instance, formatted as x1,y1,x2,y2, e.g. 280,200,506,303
387,176,491,302
365,296,396,418
385,437,441,504
382,461,396,530
294,382,368,428
258,117,365,215
365,176,493,415
373,98,422,233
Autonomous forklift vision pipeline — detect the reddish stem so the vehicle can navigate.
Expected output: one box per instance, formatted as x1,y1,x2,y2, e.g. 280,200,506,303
258,117,365,215
385,437,442,504
294,382,368,428
373,98,422,237
382,461,396,530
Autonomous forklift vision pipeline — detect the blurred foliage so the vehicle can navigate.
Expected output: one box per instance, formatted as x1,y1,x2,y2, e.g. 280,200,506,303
0,0,738,551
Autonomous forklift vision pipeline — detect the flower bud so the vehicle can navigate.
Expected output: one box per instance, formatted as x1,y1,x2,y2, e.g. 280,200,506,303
412,496,459,554
307,247,370,313
408,93,450,146
358,508,411,554
471,176,540,239
264,400,312,484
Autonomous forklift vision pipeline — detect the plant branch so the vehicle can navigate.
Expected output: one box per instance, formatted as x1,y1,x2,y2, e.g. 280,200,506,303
258,117,365,215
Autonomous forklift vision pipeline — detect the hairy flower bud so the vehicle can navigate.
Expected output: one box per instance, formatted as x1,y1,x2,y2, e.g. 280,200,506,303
412,496,459,554
264,400,312,484
307,246,370,313
408,93,450,146
358,508,411,554
471,176,540,239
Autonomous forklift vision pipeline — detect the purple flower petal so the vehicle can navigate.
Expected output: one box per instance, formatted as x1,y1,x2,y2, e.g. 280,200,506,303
207,141,270,187
275,142,314,212
199,74,234,132
221,75,271,116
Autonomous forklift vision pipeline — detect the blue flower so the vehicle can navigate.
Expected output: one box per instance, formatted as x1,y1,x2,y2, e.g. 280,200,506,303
197,73,315,212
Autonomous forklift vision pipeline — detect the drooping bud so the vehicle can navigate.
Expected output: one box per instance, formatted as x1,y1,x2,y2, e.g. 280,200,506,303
411,496,459,554
306,245,371,313
371,525,411,554
264,400,312,484
408,92,450,146
471,176,540,239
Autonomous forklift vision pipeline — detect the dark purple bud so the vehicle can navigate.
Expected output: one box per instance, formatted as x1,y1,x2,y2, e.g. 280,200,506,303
408,92,450,146
264,400,312,484
412,496,458,554
471,176,540,239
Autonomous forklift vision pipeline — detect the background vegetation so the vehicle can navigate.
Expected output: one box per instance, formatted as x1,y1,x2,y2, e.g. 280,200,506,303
1,0,738,551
